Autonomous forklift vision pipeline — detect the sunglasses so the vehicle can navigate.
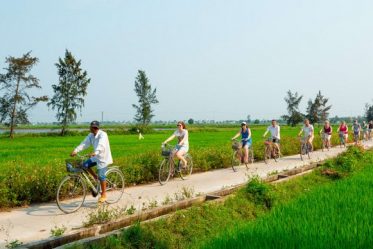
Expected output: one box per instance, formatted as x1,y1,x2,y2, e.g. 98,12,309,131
177,124,182,127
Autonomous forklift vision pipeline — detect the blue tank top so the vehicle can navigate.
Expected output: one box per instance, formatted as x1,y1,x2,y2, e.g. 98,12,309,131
241,128,249,140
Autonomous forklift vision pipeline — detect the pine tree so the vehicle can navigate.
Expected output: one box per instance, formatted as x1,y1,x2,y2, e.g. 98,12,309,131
132,70,159,125
282,90,304,126
0,52,48,138
365,103,373,121
48,50,90,135
306,91,332,124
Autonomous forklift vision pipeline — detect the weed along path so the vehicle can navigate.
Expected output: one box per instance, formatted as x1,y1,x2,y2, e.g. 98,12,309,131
1,140,373,248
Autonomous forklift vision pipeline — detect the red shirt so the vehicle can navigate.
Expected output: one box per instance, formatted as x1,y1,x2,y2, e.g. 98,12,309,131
339,125,348,134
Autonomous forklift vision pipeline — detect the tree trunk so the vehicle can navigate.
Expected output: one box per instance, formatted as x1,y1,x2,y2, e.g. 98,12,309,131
9,77,20,139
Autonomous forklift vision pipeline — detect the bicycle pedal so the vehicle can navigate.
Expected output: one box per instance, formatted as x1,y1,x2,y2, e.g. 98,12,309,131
91,189,98,198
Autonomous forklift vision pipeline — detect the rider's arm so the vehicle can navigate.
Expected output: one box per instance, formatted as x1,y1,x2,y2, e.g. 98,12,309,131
73,135,91,155
263,130,268,137
297,129,303,137
247,128,252,139
163,134,176,144
232,131,241,140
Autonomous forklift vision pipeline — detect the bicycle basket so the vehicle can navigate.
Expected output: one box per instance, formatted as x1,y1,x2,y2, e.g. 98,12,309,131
231,141,241,150
65,159,83,173
161,148,172,157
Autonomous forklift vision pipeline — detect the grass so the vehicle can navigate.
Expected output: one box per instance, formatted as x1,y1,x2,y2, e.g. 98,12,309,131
204,148,373,249
66,147,371,249
0,125,351,208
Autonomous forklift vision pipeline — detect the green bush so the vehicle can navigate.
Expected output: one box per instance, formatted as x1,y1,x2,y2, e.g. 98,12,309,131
121,222,167,249
246,177,275,209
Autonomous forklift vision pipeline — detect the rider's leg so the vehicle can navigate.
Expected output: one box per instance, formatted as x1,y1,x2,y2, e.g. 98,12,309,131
274,142,280,154
243,146,249,164
176,150,187,167
97,167,107,201
83,159,98,180
308,136,314,151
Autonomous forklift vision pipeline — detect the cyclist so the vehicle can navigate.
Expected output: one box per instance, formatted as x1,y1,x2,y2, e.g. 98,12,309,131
369,121,373,139
319,120,332,149
337,121,348,144
352,120,361,145
70,121,113,203
263,119,280,153
231,122,252,164
162,121,189,167
362,121,368,140
298,119,314,152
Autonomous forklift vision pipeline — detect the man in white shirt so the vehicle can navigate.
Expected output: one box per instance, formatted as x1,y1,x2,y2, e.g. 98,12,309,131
71,121,113,203
263,119,281,152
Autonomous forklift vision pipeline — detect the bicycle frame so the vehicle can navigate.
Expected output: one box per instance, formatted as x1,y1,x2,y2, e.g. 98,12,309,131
80,170,99,193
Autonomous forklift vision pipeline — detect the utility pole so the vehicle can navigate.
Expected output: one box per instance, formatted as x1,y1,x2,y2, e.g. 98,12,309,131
101,111,104,123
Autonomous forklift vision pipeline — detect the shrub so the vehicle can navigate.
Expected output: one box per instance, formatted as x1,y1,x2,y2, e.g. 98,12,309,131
121,222,167,249
246,177,275,209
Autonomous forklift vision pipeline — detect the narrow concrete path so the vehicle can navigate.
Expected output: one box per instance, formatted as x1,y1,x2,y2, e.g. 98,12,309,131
1,141,372,248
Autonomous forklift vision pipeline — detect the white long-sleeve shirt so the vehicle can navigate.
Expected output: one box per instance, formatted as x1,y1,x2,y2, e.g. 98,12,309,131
267,125,281,139
74,130,113,168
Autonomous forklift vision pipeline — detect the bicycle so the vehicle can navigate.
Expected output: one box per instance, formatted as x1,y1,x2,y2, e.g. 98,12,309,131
263,138,280,164
338,132,347,148
320,133,331,152
353,132,360,145
300,137,312,161
56,154,125,214
231,139,254,172
159,143,193,185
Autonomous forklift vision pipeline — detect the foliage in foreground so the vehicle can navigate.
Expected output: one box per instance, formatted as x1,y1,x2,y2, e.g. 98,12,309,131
205,147,373,249
68,147,371,249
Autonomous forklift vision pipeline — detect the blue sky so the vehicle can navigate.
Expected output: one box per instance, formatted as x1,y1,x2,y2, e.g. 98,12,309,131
1,0,372,122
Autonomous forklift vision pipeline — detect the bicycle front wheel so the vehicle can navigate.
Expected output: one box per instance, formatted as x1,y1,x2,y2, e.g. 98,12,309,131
180,154,193,180
231,150,240,172
159,158,171,185
105,167,125,204
273,146,280,162
300,144,305,161
56,175,86,214
264,146,271,164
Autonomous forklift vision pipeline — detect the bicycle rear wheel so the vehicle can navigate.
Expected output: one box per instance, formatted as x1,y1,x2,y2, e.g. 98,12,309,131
56,175,86,214
248,147,254,166
180,154,193,180
105,167,125,204
159,158,171,185
273,145,280,162
231,150,240,172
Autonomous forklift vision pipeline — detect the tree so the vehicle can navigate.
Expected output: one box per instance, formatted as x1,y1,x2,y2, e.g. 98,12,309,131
254,119,260,124
247,115,251,124
0,52,48,138
282,90,304,126
365,103,373,121
132,70,158,125
306,91,332,124
48,50,91,135
188,118,194,125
